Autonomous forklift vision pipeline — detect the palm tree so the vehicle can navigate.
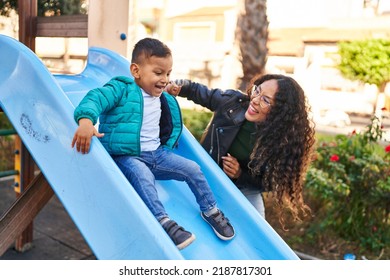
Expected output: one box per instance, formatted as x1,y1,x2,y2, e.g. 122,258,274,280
235,0,269,90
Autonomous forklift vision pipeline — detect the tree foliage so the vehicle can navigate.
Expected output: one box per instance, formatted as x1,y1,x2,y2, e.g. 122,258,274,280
0,0,17,16
337,39,390,91
0,0,87,16
235,0,269,90
38,0,87,16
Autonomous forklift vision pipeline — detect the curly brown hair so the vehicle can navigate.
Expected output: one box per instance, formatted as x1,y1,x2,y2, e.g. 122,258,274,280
247,74,316,227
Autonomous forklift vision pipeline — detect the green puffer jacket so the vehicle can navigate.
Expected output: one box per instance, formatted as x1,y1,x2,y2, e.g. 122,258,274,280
74,76,182,156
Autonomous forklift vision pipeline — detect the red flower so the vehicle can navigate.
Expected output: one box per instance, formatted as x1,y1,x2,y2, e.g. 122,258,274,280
385,145,390,153
381,107,387,111
330,154,340,162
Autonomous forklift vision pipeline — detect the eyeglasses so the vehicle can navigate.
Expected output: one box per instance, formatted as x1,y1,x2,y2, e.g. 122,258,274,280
251,85,272,108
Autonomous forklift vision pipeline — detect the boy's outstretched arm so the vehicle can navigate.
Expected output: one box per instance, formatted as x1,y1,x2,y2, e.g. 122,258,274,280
71,118,104,154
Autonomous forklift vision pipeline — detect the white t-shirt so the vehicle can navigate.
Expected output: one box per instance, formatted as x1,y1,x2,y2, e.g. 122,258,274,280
140,89,161,152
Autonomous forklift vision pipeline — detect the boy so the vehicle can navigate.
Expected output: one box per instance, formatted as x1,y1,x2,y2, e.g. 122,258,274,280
71,38,235,250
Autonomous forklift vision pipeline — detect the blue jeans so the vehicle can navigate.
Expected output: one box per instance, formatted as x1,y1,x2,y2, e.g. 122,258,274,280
112,146,217,221
239,186,265,218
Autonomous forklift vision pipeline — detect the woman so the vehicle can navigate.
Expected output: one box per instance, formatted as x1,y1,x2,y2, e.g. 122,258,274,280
166,74,316,225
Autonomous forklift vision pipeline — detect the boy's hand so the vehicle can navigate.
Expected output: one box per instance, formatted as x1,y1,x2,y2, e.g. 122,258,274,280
71,118,104,154
165,81,182,96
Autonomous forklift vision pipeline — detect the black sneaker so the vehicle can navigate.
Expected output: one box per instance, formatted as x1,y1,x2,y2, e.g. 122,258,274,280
201,210,235,240
162,220,195,250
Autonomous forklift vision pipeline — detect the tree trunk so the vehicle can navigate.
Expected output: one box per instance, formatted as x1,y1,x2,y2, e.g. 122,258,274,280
235,0,269,91
374,82,387,120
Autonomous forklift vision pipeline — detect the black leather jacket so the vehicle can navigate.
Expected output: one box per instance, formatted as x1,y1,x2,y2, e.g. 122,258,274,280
179,80,263,191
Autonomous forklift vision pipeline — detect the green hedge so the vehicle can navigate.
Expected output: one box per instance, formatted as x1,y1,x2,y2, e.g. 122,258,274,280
306,116,390,254
182,109,212,141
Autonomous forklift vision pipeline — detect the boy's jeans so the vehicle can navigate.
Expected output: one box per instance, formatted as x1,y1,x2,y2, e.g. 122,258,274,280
112,146,217,221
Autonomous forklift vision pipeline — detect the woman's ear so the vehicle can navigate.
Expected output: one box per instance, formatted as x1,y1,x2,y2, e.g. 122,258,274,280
130,63,140,78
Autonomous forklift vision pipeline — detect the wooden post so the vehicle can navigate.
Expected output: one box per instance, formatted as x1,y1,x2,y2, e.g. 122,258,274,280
14,0,38,252
88,0,137,57
13,137,36,252
18,0,37,50
0,173,54,256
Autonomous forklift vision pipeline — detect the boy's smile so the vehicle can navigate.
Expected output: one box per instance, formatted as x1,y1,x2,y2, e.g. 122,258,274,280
131,55,173,97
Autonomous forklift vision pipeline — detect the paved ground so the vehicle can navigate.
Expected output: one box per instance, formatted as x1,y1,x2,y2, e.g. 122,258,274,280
0,177,95,260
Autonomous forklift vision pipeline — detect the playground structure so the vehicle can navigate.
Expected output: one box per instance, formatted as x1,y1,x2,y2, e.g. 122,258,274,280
0,1,299,259
0,33,301,260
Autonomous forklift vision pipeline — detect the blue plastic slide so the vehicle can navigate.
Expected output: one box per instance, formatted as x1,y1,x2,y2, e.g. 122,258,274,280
0,34,299,260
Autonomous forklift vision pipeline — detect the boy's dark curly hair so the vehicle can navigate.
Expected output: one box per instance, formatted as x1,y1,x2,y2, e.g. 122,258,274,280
247,74,316,227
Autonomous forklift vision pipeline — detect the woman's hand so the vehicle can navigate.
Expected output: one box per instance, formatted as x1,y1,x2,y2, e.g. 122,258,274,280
221,153,242,179
165,81,182,96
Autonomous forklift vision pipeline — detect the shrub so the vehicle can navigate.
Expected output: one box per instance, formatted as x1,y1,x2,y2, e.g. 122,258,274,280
182,109,212,141
0,112,15,172
306,115,390,253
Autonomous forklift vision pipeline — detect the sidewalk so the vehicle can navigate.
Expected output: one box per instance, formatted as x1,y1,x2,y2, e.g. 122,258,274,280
0,177,95,260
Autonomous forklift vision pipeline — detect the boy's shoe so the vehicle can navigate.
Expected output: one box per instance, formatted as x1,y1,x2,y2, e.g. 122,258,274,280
162,220,196,250
201,210,235,240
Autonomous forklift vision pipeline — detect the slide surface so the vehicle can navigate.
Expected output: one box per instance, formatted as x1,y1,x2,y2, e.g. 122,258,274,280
0,35,299,260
